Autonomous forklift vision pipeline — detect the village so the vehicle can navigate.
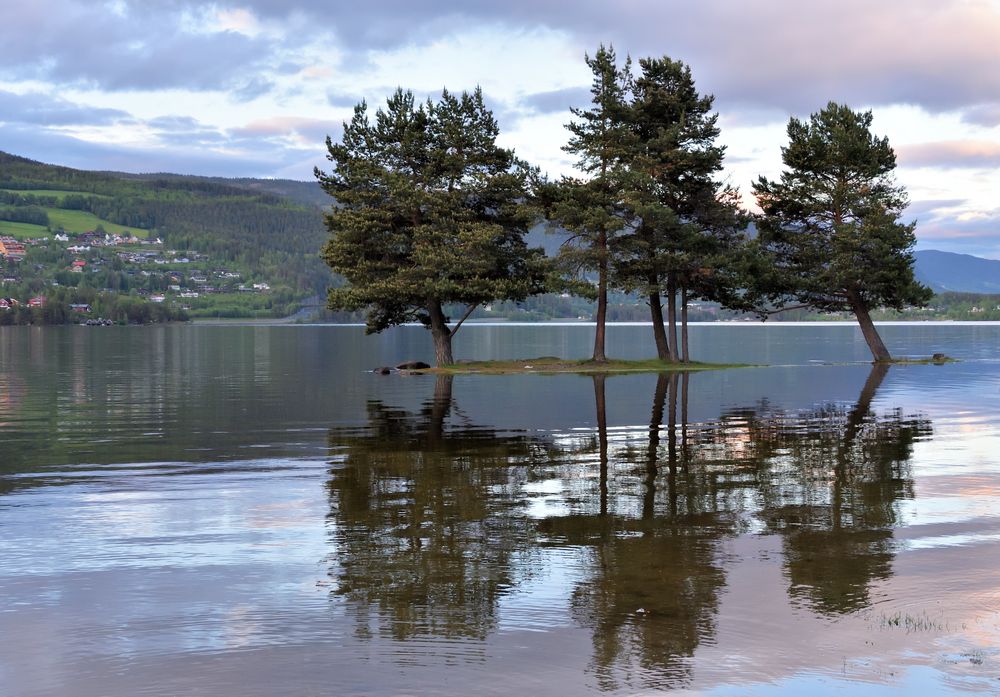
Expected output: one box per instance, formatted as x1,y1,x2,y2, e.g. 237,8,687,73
0,228,276,322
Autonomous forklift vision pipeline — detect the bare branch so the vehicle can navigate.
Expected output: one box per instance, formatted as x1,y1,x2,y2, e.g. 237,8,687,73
449,303,480,337
763,303,814,316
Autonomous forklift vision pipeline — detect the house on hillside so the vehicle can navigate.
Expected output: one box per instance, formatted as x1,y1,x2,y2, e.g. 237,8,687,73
27,296,45,308
71,260,86,273
0,237,27,260
69,303,91,314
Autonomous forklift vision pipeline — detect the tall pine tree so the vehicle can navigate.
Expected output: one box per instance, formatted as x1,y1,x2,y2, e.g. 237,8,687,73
317,88,547,366
752,103,931,362
619,56,746,362
547,45,634,363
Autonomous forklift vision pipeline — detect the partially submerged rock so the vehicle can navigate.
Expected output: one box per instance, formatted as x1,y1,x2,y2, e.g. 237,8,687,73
373,366,392,375
396,360,431,370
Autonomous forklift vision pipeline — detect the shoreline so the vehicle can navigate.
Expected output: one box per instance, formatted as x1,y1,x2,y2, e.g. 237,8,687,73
424,357,753,374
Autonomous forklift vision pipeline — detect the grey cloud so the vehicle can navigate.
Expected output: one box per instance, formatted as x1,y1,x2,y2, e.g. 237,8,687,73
0,119,319,179
8,0,1000,115
962,103,1000,127
230,118,340,148
0,90,132,127
522,87,592,114
210,0,1000,114
233,78,276,102
905,199,967,220
0,1,277,92
327,91,364,108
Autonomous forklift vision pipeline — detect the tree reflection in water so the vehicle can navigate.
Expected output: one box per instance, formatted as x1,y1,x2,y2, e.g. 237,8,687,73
326,375,554,642
326,365,929,690
543,373,729,691
700,363,931,615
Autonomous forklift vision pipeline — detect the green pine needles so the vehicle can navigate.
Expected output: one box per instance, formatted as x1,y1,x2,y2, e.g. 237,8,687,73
318,51,932,367
752,102,932,361
317,88,547,366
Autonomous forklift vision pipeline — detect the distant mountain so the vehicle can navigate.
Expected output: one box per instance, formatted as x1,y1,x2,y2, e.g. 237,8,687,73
112,171,329,209
914,250,1000,294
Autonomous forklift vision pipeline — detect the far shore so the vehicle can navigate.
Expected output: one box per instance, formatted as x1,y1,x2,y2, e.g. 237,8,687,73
188,317,1000,328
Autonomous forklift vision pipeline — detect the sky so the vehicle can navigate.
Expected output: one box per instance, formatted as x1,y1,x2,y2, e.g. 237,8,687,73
2,0,1000,256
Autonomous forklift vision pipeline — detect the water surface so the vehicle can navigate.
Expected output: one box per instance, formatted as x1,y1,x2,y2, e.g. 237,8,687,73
2,323,1000,695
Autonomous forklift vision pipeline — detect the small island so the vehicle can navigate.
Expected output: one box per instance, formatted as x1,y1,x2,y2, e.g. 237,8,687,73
429,357,753,374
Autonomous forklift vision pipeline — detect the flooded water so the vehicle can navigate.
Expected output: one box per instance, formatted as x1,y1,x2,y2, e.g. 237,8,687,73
2,322,1000,695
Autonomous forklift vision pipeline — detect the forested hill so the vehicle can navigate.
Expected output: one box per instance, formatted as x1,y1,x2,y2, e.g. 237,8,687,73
0,151,332,298
913,250,1000,294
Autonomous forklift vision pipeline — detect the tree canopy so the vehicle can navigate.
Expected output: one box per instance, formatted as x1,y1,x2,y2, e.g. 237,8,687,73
752,102,932,361
545,45,635,362
617,55,747,362
547,48,747,363
317,88,547,366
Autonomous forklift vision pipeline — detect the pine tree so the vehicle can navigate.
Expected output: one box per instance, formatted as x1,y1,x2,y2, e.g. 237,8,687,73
317,88,547,366
752,103,932,362
547,45,634,362
618,56,747,362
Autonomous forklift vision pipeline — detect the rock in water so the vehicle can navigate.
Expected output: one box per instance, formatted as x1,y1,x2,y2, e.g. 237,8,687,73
373,367,392,375
396,361,431,370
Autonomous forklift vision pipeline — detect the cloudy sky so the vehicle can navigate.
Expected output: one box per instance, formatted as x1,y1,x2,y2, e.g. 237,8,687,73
3,0,1000,255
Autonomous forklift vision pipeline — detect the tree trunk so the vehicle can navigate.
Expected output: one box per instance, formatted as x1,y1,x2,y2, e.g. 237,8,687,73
680,371,689,466
843,362,890,448
426,374,454,446
681,284,690,363
667,372,679,517
593,374,608,516
593,231,608,362
648,290,669,361
644,373,669,518
846,289,891,362
666,273,679,362
427,300,455,366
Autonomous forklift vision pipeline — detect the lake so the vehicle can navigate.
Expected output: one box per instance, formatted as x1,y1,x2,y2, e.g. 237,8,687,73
2,322,1000,696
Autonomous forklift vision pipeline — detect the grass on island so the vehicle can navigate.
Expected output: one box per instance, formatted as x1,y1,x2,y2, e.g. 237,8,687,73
430,356,752,374
885,355,958,365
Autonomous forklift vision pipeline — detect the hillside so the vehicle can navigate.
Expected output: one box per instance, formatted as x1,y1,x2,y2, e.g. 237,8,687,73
4,149,1000,325
914,249,1000,294
0,151,333,320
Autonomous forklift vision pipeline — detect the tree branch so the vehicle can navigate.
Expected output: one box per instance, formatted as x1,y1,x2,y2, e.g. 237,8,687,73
763,303,814,316
449,303,479,337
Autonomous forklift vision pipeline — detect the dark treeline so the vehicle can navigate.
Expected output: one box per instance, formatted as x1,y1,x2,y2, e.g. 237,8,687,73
0,289,189,326
0,205,49,226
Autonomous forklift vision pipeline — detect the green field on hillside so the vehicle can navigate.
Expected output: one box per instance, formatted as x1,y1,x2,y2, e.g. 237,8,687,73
44,208,148,237
0,220,49,239
2,189,111,200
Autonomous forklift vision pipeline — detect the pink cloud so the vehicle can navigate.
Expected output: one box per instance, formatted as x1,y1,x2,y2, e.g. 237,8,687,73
897,140,1000,169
